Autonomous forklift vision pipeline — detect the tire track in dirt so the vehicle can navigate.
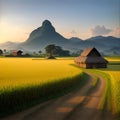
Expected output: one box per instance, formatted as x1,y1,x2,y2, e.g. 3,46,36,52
1,72,113,120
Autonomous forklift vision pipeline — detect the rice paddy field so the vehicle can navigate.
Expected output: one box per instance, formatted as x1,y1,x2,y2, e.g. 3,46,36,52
0,57,120,118
107,72,120,114
103,57,120,118
88,57,120,118
105,56,120,62
0,58,82,90
0,58,86,116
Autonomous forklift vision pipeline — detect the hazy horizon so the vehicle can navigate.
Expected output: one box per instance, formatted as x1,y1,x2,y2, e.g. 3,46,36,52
0,0,120,43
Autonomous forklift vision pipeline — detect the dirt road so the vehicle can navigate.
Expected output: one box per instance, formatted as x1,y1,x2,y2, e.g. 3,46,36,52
1,72,113,120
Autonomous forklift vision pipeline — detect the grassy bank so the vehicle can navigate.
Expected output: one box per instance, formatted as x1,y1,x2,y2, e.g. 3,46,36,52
85,69,112,110
103,64,120,119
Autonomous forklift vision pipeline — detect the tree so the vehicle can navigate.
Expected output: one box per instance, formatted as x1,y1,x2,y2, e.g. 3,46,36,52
45,44,70,57
61,50,70,56
38,50,42,55
0,49,3,56
52,46,62,56
45,44,56,57
53,46,70,56
17,50,23,56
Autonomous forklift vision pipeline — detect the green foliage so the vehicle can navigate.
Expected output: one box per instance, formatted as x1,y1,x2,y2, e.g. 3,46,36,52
45,44,56,56
53,45,70,56
45,44,70,57
109,72,120,119
91,75,99,87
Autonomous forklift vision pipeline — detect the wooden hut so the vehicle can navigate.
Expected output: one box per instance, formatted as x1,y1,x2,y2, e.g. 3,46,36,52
74,48,108,68
12,50,18,56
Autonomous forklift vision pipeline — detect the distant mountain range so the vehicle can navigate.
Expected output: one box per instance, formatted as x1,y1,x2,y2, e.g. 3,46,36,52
0,20,120,55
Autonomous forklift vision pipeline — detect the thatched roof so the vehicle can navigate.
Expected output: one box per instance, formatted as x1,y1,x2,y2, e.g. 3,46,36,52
81,48,101,57
75,47,108,64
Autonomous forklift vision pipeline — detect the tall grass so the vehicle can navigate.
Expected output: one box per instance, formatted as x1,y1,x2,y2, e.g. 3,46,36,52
0,58,87,117
102,57,120,119
91,75,99,88
0,73,88,117
0,59,82,91
104,71,120,119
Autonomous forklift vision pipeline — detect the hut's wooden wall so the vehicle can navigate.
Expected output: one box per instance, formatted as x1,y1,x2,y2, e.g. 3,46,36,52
86,63,107,68
75,61,107,68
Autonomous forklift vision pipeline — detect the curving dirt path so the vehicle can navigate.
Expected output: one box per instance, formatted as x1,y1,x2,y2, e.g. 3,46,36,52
1,72,114,120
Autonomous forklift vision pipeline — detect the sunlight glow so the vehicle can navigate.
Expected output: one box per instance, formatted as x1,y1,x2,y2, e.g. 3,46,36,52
0,21,28,43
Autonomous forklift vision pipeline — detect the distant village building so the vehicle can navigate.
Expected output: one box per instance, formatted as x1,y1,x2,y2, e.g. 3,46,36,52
12,50,23,56
74,48,108,68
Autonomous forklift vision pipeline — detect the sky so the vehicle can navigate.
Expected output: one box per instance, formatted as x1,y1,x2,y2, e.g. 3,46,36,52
0,0,120,43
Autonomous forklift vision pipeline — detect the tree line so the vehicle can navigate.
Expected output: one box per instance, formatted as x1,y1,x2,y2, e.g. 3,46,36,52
0,44,71,57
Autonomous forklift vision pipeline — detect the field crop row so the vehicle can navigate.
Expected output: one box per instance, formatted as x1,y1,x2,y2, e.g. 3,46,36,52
0,58,87,117
105,71,120,118
103,57,120,118
0,59,82,91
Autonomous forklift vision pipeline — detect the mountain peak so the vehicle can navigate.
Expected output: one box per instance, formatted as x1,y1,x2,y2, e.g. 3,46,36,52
24,20,65,44
42,20,52,27
41,20,55,32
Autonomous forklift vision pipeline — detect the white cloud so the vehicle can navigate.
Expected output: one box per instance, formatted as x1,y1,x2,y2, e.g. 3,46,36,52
90,25,112,36
110,27,120,38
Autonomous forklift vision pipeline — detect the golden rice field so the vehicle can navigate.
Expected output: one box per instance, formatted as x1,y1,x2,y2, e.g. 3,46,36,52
103,66,120,117
0,57,120,117
105,57,120,62
85,57,120,118
102,57,120,117
0,58,82,92
0,58,86,116
108,72,120,114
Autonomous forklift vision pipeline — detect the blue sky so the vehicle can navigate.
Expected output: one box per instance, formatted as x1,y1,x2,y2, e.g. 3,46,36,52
0,0,120,43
